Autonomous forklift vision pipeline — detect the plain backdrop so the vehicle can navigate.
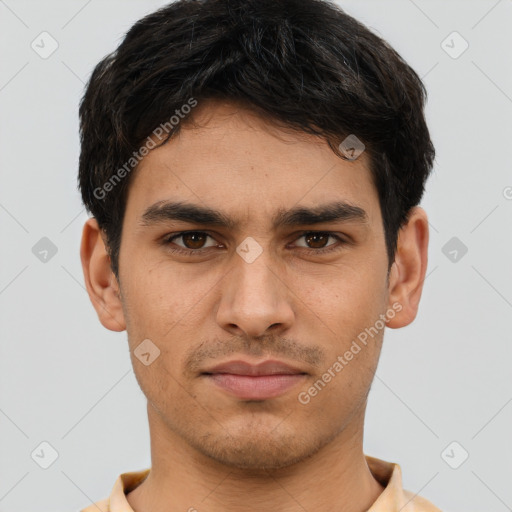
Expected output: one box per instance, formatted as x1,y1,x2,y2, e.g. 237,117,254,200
0,1,511,511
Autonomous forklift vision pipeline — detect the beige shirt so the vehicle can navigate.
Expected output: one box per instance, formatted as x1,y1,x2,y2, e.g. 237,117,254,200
81,455,441,511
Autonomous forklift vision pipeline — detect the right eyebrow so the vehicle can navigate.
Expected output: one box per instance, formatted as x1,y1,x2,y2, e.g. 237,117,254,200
139,200,236,229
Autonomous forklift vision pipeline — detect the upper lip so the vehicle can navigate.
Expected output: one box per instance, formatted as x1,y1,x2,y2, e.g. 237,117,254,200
202,359,306,376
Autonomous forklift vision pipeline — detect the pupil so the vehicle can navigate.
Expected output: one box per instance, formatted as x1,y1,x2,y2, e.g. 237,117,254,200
180,233,329,250
184,233,205,249
306,233,327,248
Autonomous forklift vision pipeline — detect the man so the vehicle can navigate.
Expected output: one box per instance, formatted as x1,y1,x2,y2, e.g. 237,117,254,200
78,0,439,510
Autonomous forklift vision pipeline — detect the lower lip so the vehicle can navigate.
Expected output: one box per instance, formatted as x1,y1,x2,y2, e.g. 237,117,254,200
205,373,306,400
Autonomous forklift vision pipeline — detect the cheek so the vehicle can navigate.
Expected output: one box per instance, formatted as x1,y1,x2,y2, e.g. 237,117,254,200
122,256,219,335
296,263,385,330
121,261,220,404
293,264,387,401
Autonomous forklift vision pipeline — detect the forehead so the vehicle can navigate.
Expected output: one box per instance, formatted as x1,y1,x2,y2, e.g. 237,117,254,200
124,100,381,229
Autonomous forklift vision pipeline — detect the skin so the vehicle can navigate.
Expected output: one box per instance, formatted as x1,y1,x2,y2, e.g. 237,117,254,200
81,99,429,512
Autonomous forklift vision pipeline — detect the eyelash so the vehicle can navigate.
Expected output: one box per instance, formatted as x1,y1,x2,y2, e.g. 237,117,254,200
162,231,347,256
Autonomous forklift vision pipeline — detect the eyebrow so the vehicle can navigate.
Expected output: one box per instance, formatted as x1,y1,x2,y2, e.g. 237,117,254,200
139,200,369,230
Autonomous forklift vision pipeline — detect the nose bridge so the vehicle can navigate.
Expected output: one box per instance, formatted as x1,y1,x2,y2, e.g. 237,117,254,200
232,244,281,309
216,243,294,337
236,247,277,298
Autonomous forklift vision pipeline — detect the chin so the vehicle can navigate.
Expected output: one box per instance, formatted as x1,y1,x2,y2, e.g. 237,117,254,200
191,422,327,471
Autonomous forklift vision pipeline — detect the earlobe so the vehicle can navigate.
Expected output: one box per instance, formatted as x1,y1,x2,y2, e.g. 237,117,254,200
386,206,429,329
80,218,126,332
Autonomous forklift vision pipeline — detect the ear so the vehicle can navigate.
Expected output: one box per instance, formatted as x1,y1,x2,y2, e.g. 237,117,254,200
80,217,126,332
386,206,429,328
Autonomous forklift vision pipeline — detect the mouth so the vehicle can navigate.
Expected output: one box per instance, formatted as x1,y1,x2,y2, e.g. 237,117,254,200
201,359,308,400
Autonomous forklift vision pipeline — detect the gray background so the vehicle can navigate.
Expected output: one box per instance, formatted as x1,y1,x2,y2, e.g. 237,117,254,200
0,0,511,511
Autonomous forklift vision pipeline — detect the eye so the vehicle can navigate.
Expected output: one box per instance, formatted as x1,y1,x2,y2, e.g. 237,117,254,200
162,230,347,257
292,232,346,253
164,231,221,253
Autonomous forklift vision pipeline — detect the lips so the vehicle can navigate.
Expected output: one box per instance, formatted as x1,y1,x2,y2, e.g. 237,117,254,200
203,359,306,376
201,359,307,400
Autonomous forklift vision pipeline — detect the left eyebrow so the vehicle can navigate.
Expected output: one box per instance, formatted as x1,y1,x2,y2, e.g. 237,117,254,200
139,200,369,229
272,202,369,228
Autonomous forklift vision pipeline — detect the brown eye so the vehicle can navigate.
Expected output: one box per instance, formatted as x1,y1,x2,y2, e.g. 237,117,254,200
304,233,330,249
292,232,346,254
181,232,208,249
166,231,218,252
295,232,336,249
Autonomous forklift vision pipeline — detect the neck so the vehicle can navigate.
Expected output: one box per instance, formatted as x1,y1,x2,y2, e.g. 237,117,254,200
127,403,385,512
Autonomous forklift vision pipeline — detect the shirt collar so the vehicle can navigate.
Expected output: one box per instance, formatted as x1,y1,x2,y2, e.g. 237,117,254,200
87,455,439,512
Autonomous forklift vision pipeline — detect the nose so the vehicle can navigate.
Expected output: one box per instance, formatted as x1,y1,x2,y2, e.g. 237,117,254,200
216,248,295,339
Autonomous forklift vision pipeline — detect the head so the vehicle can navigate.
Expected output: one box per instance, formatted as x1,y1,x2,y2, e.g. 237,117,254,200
79,0,434,471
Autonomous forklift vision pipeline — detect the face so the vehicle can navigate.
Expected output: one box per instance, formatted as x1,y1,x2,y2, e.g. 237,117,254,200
84,99,426,471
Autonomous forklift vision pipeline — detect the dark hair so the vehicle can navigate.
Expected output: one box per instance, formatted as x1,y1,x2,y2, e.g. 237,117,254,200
78,0,435,279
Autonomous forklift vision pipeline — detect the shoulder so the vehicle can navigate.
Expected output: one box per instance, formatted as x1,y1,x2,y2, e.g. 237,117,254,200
80,497,109,512
402,489,442,511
